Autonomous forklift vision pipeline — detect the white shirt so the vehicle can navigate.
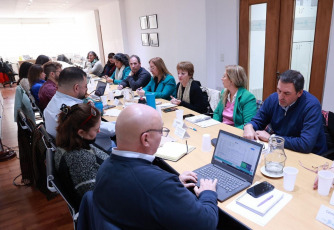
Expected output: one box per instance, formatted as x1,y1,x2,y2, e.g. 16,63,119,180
44,91,115,150
112,148,155,162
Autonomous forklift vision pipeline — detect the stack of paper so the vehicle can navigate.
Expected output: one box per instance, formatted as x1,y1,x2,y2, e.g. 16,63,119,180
155,142,195,162
104,109,122,117
185,114,220,128
236,189,284,216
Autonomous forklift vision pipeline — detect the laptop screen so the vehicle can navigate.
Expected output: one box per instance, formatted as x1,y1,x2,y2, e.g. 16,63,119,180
212,130,262,177
95,81,107,96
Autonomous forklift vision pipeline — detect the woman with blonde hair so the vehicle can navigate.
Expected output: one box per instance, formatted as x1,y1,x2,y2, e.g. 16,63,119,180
213,65,256,129
137,57,176,99
170,61,209,113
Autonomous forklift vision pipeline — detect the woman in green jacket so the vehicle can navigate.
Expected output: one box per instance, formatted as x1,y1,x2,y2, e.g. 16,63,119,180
137,57,176,100
107,53,131,85
213,65,256,129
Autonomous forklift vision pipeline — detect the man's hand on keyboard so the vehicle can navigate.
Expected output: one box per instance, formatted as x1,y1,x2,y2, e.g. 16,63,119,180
194,178,218,197
179,171,197,188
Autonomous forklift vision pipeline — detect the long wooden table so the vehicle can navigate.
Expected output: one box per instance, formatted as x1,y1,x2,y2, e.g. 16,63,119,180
101,87,333,229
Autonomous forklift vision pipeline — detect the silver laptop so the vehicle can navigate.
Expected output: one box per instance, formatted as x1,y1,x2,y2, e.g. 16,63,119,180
90,81,107,100
194,130,262,202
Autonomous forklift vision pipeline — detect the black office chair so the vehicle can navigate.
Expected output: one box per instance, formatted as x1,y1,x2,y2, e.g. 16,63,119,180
41,125,80,230
26,90,43,122
322,110,334,160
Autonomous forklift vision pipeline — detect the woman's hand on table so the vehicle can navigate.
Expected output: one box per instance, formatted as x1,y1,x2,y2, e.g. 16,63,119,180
170,96,181,105
106,77,114,84
136,87,145,97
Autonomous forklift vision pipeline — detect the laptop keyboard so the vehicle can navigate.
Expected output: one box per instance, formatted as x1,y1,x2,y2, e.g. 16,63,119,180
197,166,244,192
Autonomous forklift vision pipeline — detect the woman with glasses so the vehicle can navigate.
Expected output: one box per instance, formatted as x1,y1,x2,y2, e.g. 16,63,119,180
170,61,209,113
84,51,104,76
213,65,257,129
54,103,109,205
28,64,46,106
107,53,131,85
137,57,176,100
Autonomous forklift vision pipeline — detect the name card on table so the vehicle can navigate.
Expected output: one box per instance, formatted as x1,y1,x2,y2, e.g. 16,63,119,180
316,204,334,228
173,119,190,139
114,99,123,106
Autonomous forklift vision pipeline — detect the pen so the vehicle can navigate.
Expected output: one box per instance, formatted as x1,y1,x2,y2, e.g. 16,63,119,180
188,126,197,131
257,195,273,207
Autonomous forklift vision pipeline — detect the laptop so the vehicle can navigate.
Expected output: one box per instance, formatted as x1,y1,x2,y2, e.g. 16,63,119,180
194,129,263,202
90,81,107,100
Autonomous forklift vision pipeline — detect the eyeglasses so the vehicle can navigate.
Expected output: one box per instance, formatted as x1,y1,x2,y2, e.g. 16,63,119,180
298,161,334,173
80,106,97,127
141,127,170,137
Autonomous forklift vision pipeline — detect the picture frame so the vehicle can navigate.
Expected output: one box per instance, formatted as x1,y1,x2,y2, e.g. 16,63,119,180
140,16,148,30
149,33,159,47
141,33,150,46
148,14,158,29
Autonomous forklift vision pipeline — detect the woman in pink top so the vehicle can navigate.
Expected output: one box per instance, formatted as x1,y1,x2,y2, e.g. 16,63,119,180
213,65,256,129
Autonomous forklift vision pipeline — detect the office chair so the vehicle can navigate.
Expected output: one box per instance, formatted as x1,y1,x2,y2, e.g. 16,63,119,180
42,125,80,230
322,110,334,160
77,191,121,230
26,89,43,122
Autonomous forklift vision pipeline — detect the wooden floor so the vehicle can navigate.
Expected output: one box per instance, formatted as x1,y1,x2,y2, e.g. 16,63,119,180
0,86,73,230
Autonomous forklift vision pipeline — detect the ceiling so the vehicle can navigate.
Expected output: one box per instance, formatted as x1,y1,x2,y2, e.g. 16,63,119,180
0,0,114,18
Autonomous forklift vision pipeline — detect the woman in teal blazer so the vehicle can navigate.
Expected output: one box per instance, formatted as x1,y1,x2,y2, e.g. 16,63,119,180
213,65,256,129
137,57,176,100
107,53,131,85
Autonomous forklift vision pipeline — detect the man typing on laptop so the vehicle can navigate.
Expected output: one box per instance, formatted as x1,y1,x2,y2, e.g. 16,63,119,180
93,104,219,229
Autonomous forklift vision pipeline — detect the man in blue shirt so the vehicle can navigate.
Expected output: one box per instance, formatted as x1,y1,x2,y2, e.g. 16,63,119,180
117,55,151,91
243,70,327,155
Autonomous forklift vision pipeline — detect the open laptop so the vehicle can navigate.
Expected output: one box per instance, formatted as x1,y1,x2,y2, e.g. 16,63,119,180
194,130,263,202
90,81,107,100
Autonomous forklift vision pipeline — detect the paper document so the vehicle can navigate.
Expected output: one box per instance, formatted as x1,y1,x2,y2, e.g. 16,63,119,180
160,103,178,109
104,109,122,117
185,114,220,128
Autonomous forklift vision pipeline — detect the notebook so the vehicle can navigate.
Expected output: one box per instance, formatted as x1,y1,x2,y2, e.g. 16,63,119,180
90,81,107,100
185,114,220,128
155,142,195,162
193,130,263,201
236,188,284,216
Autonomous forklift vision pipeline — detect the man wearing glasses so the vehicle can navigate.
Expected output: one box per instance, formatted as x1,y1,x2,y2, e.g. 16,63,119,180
93,104,219,229
38,61,62,111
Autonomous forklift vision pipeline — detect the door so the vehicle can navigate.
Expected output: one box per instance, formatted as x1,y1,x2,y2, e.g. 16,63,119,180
239,0,333,102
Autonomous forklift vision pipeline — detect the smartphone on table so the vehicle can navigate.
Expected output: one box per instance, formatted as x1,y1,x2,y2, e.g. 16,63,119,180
163,107,178,113
246,181,274,198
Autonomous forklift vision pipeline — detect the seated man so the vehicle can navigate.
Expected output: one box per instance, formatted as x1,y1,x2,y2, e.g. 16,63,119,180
38,61,62,111
44,67,115,151
117,55,151,91
243,70,326,155
93,104,219,229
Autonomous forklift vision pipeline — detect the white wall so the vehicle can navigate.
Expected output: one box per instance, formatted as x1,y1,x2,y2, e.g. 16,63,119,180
119,0,207,85
0,12,99,62
322,7,334,112
98,1,125,60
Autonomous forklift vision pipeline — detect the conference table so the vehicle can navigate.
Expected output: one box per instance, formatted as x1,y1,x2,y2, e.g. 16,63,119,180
100,84,333,229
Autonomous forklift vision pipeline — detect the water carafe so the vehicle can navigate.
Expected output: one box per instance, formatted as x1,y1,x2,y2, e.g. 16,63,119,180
264,136,287,174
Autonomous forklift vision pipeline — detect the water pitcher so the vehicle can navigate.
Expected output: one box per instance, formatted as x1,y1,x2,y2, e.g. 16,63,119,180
264,135,287,174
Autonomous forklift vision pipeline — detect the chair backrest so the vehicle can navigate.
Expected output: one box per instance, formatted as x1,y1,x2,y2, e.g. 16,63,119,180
42,125,79,229
14,85,36,123
202,87,221,112
78,191,122,230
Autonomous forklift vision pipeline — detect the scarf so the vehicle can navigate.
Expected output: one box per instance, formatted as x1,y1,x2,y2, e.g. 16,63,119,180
177,78,193,104
114,65,125,80
90,59,98,68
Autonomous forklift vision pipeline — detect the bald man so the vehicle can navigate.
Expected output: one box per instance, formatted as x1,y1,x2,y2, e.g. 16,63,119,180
93,104,219,229
44,67,115,151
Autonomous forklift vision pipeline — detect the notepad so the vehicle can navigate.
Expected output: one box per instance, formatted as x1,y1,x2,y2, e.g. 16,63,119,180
185,114,220,128
236,189,284,216
154,142,195,162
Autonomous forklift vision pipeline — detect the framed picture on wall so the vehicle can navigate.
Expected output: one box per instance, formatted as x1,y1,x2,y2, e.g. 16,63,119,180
141,33,149,46
140,16,148,30
148,14,158,29
149,33,159,47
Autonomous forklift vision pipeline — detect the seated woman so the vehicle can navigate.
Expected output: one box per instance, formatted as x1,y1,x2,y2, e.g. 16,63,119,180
107,53,131,85
84,51,103,76
18,61,33,93
28,64,45,105
55,103,109,204
100,52,116,78
171,61,209,113
213,65,256,129
137,57,176,100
